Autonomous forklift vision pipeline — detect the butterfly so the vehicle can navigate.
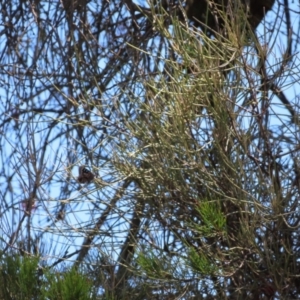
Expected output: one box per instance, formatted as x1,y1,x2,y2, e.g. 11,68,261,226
77,166,95,184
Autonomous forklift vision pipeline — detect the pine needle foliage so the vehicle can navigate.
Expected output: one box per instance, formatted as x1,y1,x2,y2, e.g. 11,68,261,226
0,0,299,298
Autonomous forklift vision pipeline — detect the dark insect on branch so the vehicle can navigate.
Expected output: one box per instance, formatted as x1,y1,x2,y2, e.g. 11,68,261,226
77,166,95,184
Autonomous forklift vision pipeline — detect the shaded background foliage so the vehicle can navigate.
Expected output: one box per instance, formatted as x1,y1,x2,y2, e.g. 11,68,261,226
0,0,300,299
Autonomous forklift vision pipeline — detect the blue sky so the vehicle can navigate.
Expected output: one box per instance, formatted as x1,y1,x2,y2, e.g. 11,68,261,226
0,0,299,274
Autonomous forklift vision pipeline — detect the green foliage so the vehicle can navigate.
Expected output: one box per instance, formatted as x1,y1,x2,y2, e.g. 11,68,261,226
43,267,94,300
0,254,40,300
0,254,95,300
195,200,227,236
137,251,173,279
0,0,299,298
188,248,217,275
